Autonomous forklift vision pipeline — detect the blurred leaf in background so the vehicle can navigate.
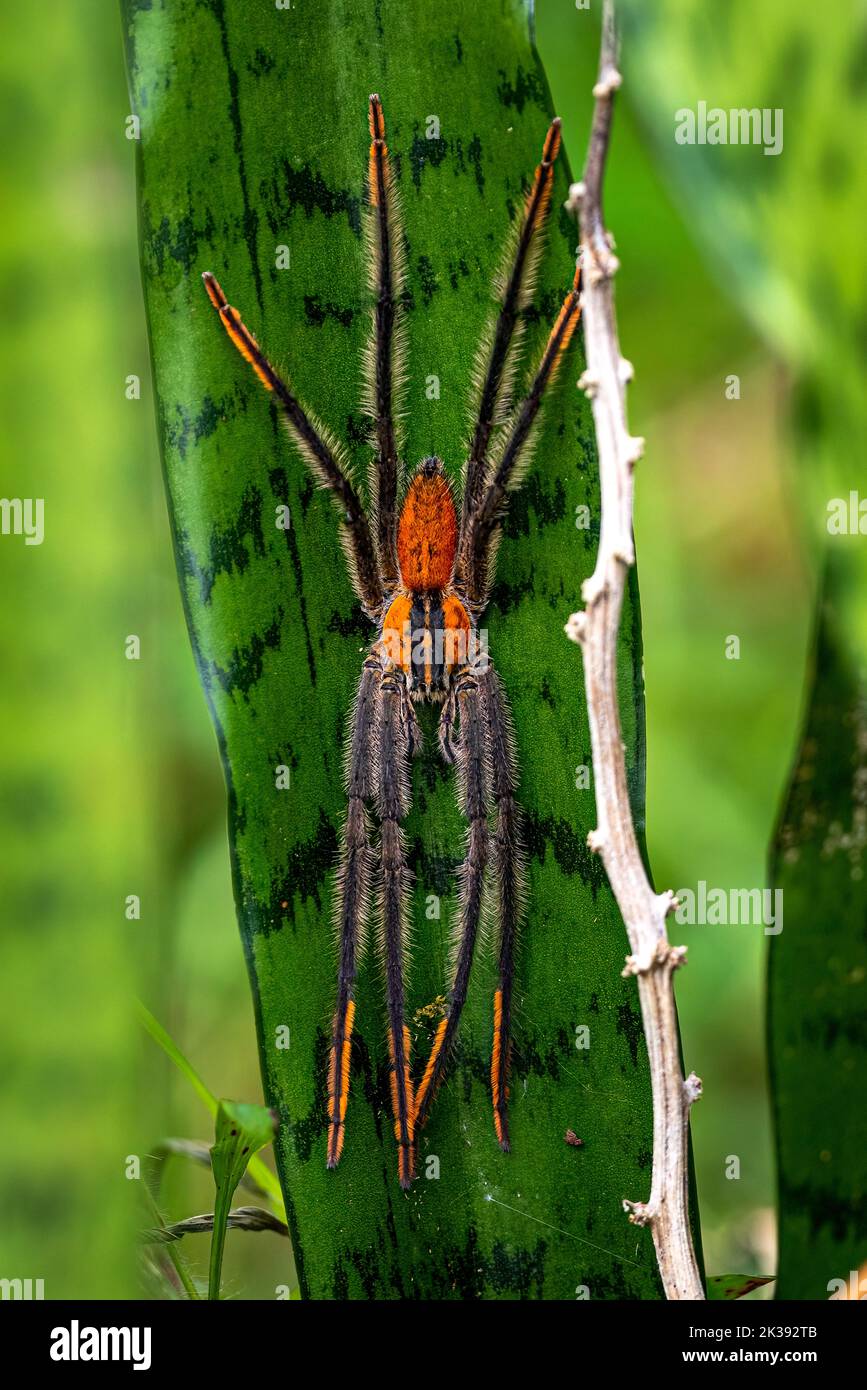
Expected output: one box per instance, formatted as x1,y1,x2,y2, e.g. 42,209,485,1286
0,0,283,1300
0,0,150,1296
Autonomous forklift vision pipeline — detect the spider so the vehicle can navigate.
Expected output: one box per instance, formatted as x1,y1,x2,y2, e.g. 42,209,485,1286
202,95,581,1190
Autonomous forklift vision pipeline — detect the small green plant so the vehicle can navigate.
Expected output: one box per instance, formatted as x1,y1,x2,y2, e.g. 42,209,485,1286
138,1004,293,1300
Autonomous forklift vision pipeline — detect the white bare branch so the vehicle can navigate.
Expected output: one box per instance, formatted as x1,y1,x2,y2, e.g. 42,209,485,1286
564,0,704,1301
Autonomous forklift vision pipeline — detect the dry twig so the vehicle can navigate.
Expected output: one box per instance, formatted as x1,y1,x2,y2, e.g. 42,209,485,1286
142,1206,289,1244
564,0,704,1301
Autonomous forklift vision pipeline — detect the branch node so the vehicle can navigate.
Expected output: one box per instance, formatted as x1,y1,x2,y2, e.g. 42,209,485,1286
622,1197,652,1227
621,951,653,978
565,180,586,215
684,1073,703,1105
585,250,619,284
564,610,587,645
667,944,688,972
627,436,645,466
577,369,599,398
587,828,605,854
581,572,608,606
593,67,622,100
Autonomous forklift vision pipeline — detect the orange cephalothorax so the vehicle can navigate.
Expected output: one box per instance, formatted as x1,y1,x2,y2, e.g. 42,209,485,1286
396,458,457,592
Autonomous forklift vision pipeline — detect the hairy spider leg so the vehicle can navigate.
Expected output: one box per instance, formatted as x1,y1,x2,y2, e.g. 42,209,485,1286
414,667,490,1131
463,262,583,609
326,657,380,1170
377,669,416,1188
457,117,563,586
200,271,383,618
482,666,525,1152
364,94,407,587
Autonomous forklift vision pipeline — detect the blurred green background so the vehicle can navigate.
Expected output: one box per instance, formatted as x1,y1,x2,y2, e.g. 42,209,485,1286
1,0,837,1296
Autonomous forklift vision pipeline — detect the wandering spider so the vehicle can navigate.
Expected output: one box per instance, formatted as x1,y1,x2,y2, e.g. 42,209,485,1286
202,96,581,1190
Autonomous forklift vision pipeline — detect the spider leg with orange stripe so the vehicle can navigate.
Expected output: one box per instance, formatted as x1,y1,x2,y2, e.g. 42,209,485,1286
327,656,379,1171
200,271,383,620
414,667,490,1132
462,261,582,609
480,664,525,1152
376,669,416,1188
456,117,563,591
363,94,407,588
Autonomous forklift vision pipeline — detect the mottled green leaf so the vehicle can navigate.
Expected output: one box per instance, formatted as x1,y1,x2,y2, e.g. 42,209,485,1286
123,0,684,1298
769,564,867,1298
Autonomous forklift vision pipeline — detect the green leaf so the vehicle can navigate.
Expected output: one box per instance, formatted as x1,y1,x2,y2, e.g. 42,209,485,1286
769,564,867,1299
706,1274,774,1301
123,0,689,1297
619,1,865,378
137,1001,217,1118
209,1100,278,1300
146,1137,276,1203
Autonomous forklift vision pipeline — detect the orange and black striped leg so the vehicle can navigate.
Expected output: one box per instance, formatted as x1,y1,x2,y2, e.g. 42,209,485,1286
327,658,380,1172
457,117,563,580
376,669,415,1189
481,665,525,1152
415,670,489,1132
201,271,383,619
463,265,583,609
364,95,406,587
